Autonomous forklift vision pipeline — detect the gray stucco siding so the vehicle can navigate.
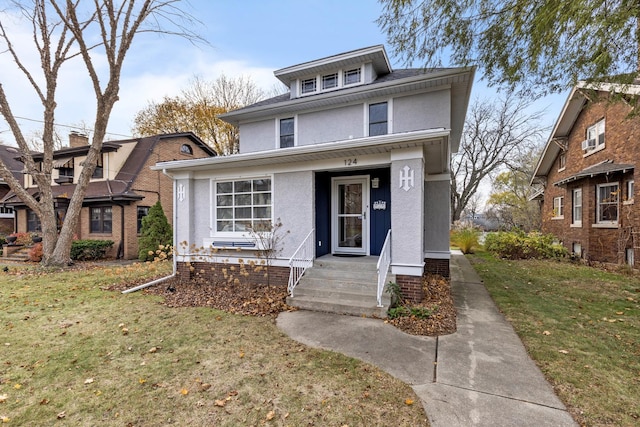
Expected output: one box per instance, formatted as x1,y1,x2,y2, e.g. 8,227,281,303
423,179,450,253
238,119,275,153
297,105,363,146
273,171,314,258
393,89,451,133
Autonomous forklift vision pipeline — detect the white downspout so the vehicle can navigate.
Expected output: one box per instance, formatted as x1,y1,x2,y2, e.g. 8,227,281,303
122,168,177,294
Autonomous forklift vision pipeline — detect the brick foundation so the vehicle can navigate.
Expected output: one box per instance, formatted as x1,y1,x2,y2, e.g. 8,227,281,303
424,258,450,278
396,274,424,303
176,261,289,288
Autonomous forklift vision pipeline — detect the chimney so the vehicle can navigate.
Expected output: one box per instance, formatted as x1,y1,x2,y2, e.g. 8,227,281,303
69,131,89,147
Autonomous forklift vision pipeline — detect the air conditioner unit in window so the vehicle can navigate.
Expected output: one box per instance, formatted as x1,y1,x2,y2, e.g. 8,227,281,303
581,139,597,150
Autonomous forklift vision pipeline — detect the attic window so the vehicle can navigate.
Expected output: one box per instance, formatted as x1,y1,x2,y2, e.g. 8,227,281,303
344,68,361,85
301,78,317,94
180,144,193,155
322,73,338,90
582,119,605,152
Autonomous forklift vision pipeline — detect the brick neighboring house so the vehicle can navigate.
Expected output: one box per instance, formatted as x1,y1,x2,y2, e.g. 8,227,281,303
532,82,639,266
0,144,23,235
1,132,215,259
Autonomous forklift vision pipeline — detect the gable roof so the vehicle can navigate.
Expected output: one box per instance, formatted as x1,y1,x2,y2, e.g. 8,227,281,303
1,132,215,206
0,144,25,184
532,81,640,183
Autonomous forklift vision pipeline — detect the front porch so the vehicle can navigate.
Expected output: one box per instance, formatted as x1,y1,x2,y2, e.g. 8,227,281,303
286,254,393,318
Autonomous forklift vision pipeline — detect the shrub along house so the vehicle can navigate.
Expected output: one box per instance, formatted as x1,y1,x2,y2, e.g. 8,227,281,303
1,132,215,259
532,81,639,266
154,46,474,316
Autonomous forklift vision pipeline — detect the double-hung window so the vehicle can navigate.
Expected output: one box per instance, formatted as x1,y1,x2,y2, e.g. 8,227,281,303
572,188,582,225
90,206,112,233
585,119,605,151
215,178,272,233
597,183,619,224
553,196,564,218
279,118,295,148
369,102,388,136
137,206,150,234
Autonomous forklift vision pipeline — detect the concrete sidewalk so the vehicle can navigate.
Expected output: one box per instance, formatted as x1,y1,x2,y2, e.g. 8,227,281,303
276,252,577,426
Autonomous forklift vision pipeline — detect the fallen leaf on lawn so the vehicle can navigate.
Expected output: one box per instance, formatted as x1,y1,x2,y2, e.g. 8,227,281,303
57,411,66,419
148,347,158,353
94,390,102,396
84,378,94,384
118,323,125,328
558,349,569,354
362,391,370,398
121,328,129,335
1,415,9,423
239,351,245,358
180,388,189,395
228,390,238,396
13,384,20,390
139,378,147,384
542,330,551,335
616,311,624,315
199,383,211,391
39,398,49,405
405,398,414,405
214,399,226,407
266,410,275,420
0,394,7,403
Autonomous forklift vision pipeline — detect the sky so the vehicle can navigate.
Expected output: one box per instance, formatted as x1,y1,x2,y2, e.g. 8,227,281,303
0,0,568,146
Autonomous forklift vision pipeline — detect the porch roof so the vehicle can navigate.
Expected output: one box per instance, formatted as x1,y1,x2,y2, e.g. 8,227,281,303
153,128,450,173
553,160,634,186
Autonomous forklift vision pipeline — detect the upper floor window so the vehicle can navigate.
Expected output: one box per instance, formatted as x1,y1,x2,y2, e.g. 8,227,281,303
214,178,272,233
180,144,193,155
583,118,605,152
369,102,388,136
91,154,104,179
558,153,566,171
279,118,295,148
626,180,634,203
553,196,564,218
572,188,582,225
344,68,361,85
597,183,618,224
301,77,317,94
322,73,338,90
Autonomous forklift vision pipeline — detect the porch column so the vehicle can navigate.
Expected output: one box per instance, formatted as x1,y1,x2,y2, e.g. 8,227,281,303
390,147,425,302
424,174,451,277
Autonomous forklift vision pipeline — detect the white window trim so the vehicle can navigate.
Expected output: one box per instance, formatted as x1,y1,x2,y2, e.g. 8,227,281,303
209,175,274,243
572,188,582,226
364,98,393,137
275,116,297,149
624,180,634,205
296,65,365,97
552,196,564,219
558,153,566,172
596,182,619,225
582,118,605,156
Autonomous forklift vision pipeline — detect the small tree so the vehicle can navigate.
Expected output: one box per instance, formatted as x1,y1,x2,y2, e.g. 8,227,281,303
247,218,289,286
138,201,172,262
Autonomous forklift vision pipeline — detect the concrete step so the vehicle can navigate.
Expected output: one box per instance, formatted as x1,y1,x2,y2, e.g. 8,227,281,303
293,283,391,303
286,294,388,318
303,267,378,282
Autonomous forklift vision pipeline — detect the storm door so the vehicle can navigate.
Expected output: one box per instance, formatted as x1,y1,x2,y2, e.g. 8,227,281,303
331,176,369,255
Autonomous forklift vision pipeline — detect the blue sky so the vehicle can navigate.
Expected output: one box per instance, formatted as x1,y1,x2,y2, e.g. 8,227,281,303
0,0,567,144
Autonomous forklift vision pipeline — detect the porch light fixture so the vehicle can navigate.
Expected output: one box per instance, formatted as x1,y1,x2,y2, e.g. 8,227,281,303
371,177,380,189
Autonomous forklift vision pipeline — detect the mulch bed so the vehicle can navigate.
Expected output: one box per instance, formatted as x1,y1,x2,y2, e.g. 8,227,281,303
110,270,457,336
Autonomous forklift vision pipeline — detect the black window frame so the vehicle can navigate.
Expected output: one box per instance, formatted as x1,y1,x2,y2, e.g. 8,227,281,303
137,206,150,234
90,206,112,234
369,102,388,136
279,117,295,148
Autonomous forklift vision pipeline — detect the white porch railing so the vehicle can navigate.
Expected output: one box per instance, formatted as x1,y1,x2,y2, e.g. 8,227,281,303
376,229,391,307
288,229,315,296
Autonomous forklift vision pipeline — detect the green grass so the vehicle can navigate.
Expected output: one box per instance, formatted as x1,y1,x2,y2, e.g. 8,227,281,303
469,252,640,427
0,262,426,426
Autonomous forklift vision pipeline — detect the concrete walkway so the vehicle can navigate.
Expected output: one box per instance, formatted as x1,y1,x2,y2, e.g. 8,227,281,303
277,252,577,426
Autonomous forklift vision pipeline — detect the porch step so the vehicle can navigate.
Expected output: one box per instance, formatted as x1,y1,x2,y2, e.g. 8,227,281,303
287,255,393,318
1,246,30,263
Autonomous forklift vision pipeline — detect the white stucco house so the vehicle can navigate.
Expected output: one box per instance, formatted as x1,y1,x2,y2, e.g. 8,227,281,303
154,45,474,315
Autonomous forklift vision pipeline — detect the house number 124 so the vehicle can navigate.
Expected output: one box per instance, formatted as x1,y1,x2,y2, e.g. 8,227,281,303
344,158,357,166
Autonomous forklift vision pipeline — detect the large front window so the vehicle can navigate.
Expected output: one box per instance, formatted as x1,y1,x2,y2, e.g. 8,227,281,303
90,206,112,233
215,178,272,233
597,183,618,224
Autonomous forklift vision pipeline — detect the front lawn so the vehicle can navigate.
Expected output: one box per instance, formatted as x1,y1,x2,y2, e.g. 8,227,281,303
0,261,426,426
469,252,640,427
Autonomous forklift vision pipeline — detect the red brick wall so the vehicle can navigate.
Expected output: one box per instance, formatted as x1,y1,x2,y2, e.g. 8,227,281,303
176,261,289,288
542,95,639,265
397,274,424,303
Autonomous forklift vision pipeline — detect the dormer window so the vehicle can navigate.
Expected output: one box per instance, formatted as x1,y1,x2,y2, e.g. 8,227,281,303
92,154,104,179
344,68,362,85
322,73,338,90
54,158,74,184
301,77,317,94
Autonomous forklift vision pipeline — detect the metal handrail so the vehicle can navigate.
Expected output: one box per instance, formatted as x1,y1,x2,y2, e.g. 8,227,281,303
288,228,315,296
376,229,391,307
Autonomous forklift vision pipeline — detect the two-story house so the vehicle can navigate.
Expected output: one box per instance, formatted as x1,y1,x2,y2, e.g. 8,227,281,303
532,82,639,266
154,45,474,315
1,132,215,259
